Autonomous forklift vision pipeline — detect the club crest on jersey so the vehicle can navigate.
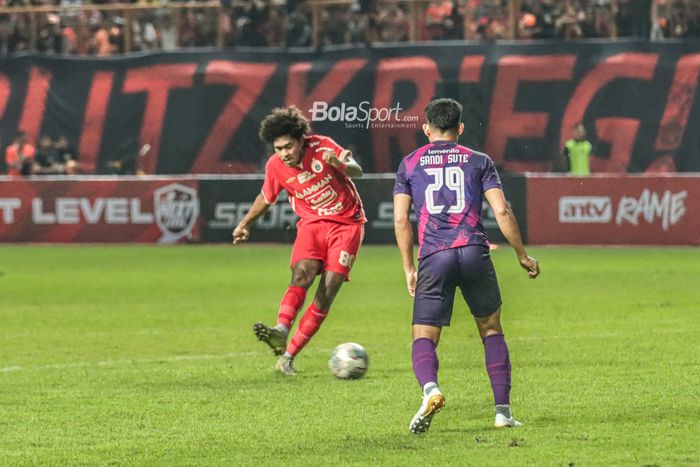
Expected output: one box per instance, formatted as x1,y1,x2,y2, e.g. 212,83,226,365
154,183,199,243
297,171,316,183
311,160,324,173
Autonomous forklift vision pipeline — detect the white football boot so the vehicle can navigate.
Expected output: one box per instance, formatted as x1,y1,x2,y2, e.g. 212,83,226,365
494,405,523,428
409,385,445,434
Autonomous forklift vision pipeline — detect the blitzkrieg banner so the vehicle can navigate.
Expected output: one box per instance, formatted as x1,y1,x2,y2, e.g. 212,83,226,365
0,40,699,175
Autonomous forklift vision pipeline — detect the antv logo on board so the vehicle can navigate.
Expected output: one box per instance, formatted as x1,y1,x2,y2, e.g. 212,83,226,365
559,196,613,223
558,190,687,231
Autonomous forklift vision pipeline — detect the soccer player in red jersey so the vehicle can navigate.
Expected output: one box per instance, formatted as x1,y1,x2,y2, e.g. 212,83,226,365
233,106,366,375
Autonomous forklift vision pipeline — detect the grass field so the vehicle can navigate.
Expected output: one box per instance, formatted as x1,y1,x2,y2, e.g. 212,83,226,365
1,245,699,465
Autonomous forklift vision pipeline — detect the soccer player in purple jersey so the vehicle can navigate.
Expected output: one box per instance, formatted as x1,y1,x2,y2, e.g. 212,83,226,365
393,98,540,434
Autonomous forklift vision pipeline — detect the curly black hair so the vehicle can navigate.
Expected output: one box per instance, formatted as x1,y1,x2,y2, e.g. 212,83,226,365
258,106,312,144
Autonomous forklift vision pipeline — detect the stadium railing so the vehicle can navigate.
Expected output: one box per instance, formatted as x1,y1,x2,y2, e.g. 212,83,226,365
0,0,593,53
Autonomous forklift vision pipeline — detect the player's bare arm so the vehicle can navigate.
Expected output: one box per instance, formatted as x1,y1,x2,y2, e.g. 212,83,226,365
317,147,363,178
484,188,540,279
232,193,271,244
393,193,417,296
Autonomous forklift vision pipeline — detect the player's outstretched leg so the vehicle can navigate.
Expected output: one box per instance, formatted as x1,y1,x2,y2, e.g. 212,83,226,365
483,333,522,428
276,285,307,332
285,303,329,356
409,337,445,434
253,322,288,356
272,303,328,376
255,261,317,360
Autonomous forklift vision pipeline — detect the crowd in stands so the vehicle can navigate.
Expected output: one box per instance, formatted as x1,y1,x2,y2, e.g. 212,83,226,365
0,7,178,54
0,0,697,55
3,131,79,176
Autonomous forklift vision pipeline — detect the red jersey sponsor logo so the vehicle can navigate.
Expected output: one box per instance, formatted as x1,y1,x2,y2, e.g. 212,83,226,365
294,173,333,198
307,186,338,211
296,171,316,183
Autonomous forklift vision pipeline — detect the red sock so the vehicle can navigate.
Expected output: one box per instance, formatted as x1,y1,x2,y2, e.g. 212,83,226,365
277,286,307,330
286,303,329,357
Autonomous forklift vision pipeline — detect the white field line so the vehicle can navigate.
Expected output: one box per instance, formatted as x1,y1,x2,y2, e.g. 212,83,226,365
0,347,335,374
1,329,693,374
0,350,269,374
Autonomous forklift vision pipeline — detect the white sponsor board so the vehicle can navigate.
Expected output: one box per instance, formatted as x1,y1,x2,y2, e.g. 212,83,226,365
559,190,686,231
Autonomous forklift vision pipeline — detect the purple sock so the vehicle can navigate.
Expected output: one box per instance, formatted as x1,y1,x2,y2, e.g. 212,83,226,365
483,333,511,405
412,338,439,388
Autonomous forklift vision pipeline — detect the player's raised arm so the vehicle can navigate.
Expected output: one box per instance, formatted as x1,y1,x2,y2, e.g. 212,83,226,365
483,188,540,279
232,193,271,244
394,193,417,296
318,148,363,178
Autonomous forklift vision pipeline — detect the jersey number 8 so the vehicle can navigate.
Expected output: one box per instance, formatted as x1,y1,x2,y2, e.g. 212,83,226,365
339,250,356,267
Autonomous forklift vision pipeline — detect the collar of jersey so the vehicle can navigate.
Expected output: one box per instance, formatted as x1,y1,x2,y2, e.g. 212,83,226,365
295,138,312,168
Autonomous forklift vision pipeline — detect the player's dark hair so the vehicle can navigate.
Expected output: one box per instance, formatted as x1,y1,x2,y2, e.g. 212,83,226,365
259,106,312,144
424,98,462,131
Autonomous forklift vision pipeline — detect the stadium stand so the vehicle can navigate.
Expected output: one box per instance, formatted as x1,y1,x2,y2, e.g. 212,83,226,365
0,0,697,55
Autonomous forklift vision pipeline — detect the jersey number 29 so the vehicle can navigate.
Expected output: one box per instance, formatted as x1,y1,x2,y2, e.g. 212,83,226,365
425,167,466,214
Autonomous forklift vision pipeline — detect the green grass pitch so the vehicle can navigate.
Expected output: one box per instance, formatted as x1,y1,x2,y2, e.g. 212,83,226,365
1,245,699,465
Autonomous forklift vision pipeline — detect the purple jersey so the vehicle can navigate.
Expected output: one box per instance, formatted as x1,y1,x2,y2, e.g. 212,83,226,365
393,141,502,260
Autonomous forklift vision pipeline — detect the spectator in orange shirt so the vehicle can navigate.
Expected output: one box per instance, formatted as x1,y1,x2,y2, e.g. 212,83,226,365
5,131,36,176
424,0,454,40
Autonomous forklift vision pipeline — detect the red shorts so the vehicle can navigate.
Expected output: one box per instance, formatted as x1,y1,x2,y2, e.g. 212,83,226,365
290,221,365,278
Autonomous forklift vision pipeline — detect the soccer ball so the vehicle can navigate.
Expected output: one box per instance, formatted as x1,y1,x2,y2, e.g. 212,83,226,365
328,342,369,379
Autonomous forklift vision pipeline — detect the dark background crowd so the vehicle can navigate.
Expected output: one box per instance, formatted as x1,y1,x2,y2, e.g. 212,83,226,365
1,0,698,175
3,131,79,176
0,0,697,55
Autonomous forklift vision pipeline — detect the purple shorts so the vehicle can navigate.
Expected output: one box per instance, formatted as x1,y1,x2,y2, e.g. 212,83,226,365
413,245,502,326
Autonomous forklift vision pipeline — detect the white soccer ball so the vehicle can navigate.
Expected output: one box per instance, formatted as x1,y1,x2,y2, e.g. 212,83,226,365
328,342,369,380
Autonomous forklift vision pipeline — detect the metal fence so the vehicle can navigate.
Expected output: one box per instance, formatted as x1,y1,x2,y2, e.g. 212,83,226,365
2,0,693,55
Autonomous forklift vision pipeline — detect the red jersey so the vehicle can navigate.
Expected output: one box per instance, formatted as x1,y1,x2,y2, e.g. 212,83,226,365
261,135,366,225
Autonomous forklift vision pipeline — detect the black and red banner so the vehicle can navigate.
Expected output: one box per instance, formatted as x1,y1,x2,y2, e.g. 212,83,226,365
0,174,525,244
1,40,699,175
0,177,200,243
198,173,526,244
2,174,699,245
